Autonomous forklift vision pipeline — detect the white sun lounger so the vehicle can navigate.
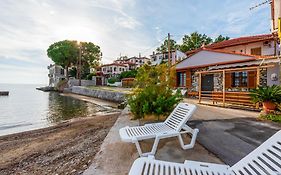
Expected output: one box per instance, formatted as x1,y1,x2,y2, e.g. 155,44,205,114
129,130,281,175
119,103,199,157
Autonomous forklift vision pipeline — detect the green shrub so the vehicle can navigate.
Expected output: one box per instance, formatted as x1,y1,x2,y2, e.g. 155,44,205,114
127,64,182,120
260,113,281,123
107,76,120,84
120,70,137,79
86,73,95,80
250,85,281,103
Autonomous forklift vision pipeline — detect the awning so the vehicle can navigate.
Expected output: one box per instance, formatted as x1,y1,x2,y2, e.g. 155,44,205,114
208,58,280,71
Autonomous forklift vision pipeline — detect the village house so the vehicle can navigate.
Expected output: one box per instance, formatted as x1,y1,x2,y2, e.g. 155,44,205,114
48,64,66,87
176,34,280,109
100,63,128,77
114,55,150,68
150,50,187,66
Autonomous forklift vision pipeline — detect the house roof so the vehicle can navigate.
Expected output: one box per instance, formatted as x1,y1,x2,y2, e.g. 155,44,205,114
186,33,274,56
176,49,260,70
206,33,274,49
101,63,127,67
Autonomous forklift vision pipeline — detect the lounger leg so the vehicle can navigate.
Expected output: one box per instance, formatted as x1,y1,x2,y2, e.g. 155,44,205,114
178,128,199,150
133,137,160,157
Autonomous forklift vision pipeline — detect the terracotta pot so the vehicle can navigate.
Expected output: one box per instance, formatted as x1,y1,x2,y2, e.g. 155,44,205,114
263,101,276,111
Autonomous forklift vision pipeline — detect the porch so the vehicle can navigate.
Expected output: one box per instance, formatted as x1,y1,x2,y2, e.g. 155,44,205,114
177,58,280,110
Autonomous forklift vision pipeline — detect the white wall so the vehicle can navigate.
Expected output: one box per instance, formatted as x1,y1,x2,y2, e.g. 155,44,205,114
220,41,277,56
267,63,280,86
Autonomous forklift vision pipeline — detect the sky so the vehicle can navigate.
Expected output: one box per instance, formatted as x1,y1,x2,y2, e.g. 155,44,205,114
0,0,272,85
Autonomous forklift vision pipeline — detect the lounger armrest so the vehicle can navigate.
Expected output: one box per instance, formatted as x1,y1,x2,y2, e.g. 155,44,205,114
184,160,230,171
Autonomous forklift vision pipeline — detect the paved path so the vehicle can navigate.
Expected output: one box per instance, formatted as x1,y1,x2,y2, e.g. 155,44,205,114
184,98,281,165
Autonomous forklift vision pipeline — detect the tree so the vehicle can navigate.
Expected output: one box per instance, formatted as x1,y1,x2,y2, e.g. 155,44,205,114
80,42,101,68
180,32,213,52
214,35,230,43
156,39,178,53
47,40,78,79
120,70,138,79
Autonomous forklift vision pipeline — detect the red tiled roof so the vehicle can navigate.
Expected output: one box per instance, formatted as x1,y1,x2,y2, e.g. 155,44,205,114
205,33,274,49
185,34,274,57
101,63,127,67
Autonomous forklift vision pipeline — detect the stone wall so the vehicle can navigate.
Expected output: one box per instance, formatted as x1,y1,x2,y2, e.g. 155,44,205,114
260,68,267,86
69,86,125,103
68,79,96,87
214,73,223,91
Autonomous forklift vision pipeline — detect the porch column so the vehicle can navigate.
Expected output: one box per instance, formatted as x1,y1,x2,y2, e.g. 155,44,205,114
198,73,202,103
256,68,260,109
222,70,226,107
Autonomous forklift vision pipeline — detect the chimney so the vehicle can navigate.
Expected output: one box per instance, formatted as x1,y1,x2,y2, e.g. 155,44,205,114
139,53,141,58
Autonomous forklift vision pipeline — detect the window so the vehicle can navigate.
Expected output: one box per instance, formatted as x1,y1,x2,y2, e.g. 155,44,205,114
114,67,117,71
178,72,186,87
251,47,261,55
119,68,121,71
232,72,248,87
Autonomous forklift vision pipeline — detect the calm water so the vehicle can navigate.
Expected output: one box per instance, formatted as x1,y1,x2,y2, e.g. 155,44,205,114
0,84,107,136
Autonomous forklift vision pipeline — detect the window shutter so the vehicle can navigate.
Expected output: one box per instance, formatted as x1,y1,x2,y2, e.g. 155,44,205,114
248,71,257,88
225,72,232,88
186,70,192,88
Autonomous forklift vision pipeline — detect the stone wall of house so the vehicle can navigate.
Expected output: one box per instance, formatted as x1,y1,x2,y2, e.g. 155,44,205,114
214,73,223,91
259,68,267,86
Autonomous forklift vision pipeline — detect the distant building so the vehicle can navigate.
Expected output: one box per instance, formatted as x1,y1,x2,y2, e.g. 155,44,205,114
100,63,129,77
150,50,187,66
48,64,66,87
114,55,150,68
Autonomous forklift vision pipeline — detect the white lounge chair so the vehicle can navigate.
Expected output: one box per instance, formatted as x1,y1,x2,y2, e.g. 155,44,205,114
129,130,281,175
119,103,199,157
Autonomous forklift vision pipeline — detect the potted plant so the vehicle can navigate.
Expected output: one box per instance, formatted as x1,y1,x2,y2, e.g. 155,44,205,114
250,85,281,111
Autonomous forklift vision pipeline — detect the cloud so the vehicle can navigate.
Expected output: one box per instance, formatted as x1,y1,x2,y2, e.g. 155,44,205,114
0,0,271,84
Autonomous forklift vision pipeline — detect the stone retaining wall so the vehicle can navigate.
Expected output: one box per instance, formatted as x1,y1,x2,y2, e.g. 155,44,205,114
68,86,126,103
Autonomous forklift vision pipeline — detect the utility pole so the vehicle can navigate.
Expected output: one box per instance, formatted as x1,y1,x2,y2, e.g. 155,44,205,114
78,42,82,86
167,33,171,69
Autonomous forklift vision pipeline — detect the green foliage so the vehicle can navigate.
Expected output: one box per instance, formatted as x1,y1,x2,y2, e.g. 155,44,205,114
120,70,138,79
108,76,120,84
47,40,78,79
214,35,230,43
47,40,101,80
156,39,179,53
260,113,281,123
128,64,182,120
80,42,101,68
180,32,213,52
86,73,95,80
250,85,281,103
68,67,77,78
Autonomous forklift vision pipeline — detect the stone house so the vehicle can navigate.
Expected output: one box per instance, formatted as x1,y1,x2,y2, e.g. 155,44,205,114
176,34,280,108
48,64,66,87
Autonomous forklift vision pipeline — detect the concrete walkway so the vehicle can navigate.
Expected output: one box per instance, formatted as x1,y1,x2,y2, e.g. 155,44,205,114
83,107,223,175
184,98,281,165
83,100,281,174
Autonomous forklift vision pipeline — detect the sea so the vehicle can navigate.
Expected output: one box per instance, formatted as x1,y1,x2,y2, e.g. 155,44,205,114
0,84,103,136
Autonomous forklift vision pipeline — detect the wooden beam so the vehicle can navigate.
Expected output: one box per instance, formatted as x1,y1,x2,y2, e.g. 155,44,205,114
256,67,260,109
223,70,226,107
195,65,275,74
198,73,202,103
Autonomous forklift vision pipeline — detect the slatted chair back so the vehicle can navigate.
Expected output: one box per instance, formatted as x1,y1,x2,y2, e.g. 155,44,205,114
164,103,196,132
230,130,281,175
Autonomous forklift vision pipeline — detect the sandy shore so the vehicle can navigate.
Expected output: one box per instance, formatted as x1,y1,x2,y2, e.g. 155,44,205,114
0,113,120,175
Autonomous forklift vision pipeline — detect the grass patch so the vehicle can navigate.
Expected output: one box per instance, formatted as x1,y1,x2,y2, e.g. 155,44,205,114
260,113,281,123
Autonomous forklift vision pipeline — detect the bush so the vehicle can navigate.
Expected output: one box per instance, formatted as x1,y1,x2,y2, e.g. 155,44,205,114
120,70,137,79
250,85,281,103
260,113,281,123
86,73,95,80
107,76,120,84
127,64,182,120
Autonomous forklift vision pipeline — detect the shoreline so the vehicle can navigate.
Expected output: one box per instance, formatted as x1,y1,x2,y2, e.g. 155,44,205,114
0,113,120,175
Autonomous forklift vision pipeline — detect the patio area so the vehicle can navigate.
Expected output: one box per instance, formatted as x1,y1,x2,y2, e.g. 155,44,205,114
83,99,281,175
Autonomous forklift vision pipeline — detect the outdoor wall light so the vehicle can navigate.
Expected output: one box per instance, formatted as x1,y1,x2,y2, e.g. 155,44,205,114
270,73,278,81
